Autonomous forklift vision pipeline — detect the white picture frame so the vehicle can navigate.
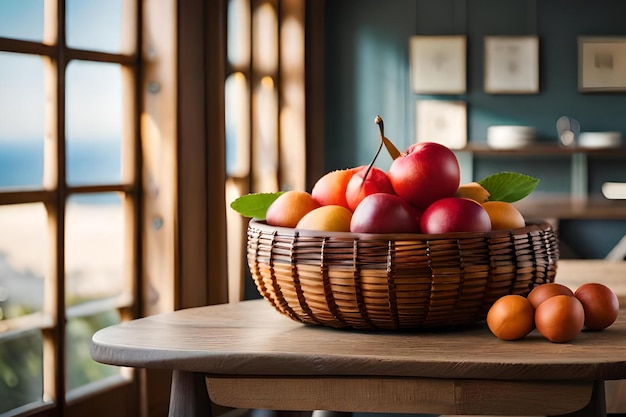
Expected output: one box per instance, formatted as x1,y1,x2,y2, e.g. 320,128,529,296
409,35,466,94
578,36,626,92
484,36,539,94
415,100,467,149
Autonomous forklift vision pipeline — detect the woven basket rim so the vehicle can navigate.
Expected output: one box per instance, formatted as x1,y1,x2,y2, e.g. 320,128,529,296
248,218,554,240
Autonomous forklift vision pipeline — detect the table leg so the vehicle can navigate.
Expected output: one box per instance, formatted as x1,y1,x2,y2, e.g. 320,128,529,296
169,370,213,417
549,380,606,417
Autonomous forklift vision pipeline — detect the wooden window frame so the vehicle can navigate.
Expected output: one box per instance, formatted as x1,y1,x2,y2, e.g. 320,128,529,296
1,0,323,414
0,1,142,415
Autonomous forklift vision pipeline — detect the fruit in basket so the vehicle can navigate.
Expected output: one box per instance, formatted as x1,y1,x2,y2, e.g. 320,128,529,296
387,142,460,210
420,197,491,234
311,168,356,209
482,201,526,230
534,294,585,343
345,165,396,211
455,182,490,203
265,190,320,228
229,117,542,233
574,283,619,330
295,204,353,232
486,295,535,341
350,193,421,234
527,282,574,309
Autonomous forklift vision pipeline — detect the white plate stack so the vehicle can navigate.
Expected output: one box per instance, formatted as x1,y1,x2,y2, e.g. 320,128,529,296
487,126,536,149
578,131,622,148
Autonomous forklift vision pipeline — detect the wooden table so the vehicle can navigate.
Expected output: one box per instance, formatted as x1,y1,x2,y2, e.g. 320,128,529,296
91,292,626,417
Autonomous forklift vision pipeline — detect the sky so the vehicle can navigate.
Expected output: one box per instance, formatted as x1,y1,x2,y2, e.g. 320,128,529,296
0,0,123,142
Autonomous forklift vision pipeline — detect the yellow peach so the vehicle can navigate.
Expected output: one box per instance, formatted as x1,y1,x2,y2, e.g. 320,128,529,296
295,205,352,232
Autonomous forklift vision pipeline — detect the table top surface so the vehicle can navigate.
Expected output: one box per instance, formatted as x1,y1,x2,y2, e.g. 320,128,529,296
92,285,626,382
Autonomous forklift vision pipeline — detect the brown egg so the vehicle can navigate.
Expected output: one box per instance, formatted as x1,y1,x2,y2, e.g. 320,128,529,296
486,295,535,341
574,283,620,331
527,282,574,309
535,294,585,343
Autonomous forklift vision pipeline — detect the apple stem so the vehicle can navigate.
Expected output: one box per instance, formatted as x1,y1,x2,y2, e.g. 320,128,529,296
376,115,402,160
361,117,386,186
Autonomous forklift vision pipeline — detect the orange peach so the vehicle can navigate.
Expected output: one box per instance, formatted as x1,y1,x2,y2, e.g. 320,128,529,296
311,168,356,209
265,190,320,228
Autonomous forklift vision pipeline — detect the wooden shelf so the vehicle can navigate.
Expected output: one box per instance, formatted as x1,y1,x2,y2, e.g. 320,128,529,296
455,144,626,203
456,144,626,156
514,195,626,220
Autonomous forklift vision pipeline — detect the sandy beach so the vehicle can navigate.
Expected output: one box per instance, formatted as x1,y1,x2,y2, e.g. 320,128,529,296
0,202,125,314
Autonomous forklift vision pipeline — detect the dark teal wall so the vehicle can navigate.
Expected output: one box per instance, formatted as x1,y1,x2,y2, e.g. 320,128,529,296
323,0,626,258
323,0,626,173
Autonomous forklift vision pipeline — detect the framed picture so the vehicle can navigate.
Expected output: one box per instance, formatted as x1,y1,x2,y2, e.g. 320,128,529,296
578,37,626,92
409,35,466,94
484,36,539,94
415,100,467,149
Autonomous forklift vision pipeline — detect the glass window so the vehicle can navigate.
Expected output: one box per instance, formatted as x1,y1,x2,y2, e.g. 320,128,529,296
0,53,45,189
0,0,140,414
0,329,44,413
0,0,44,42
0,203,47,413
225,72,250,178
65,193,126,391
66,0,123,54
65,193,125,306
66,61,123,185
66,311,120,392
0,203,47,321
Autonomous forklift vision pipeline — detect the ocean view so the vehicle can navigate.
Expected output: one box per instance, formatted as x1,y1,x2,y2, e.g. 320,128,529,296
0,139,122,189
0,139,126,409
0,139,125,317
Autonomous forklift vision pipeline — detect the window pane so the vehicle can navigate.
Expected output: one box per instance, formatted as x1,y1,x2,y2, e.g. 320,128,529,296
252,2,278,74
66,310,120,392
252,76,278,192
0,53,45,189
65,194,125,307
66,61,122,185
225,72,250,178
227,0,251,68
0,0,44,42
0,330,43,413
0,204,47,321
66,0,123,53
65,194,125,391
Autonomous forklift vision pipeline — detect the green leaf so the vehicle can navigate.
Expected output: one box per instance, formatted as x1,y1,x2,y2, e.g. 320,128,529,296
229,192,284,219
478,172,539,203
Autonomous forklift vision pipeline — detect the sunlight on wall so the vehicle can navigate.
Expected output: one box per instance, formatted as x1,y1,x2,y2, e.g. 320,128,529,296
225,72,250,178
225,0,307,301
253,75,279,192
252,3,278,74
227,0,250,69
279,6,306,192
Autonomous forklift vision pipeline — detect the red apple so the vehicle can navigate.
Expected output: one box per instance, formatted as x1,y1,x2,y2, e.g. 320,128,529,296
311,168,357,209
345,165,396,212
420,197,491,234
387,142,460,210
350,193,421,234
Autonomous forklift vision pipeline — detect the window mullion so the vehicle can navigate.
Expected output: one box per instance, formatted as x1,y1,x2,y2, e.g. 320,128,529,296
41,0,67,412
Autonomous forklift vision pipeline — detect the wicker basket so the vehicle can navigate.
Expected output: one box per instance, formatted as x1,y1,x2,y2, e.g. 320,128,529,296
247,219,559,330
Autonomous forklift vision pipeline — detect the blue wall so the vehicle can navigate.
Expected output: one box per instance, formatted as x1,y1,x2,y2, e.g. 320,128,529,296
323,0,626,258
324,0,626,158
